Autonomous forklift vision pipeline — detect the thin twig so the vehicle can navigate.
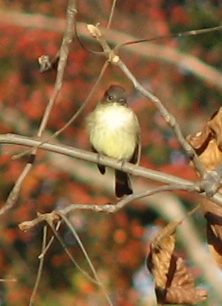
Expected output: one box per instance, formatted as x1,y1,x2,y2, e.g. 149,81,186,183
107,0,117,29
109,183,197,212
186,204,200,218
114,25,222,51
38,220,61,259
37,0,77,137
59,213,114,306
0,162,32,215
48,220,99,284
29,225,47,306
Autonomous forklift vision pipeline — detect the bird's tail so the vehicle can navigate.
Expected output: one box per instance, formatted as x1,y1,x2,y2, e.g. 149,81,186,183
115,170,133,198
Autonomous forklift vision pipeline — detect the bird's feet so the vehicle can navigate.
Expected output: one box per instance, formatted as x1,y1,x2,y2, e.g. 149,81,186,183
97,153,106,174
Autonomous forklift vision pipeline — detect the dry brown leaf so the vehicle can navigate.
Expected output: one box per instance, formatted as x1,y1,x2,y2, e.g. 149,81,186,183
147,222,208,305
147,222,177,289
201,200,222,269
187,108,222,269
207,108,222,150
163,256,207,304
187,107,222,171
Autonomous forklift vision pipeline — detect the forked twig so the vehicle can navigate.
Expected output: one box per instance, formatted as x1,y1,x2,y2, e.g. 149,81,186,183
38,220,62,259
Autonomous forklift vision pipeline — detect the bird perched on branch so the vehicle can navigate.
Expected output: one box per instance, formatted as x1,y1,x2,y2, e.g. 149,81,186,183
86,84,141,197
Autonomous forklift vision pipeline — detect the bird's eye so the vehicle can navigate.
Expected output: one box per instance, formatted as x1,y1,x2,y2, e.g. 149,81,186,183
108,95,113,101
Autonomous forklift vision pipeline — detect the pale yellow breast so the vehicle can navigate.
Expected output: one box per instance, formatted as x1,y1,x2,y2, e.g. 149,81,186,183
87,103,139,160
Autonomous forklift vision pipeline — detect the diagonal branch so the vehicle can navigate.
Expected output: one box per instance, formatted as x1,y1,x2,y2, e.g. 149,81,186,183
1,0,77,215
87,24,206,177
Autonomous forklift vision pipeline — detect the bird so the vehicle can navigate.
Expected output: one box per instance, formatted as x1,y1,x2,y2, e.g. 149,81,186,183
86,84,141,197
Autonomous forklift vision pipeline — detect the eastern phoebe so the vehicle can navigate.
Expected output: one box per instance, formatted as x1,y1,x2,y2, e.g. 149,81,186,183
86,85,141,197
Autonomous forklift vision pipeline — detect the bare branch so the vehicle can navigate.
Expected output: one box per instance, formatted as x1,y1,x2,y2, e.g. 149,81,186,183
17,184,198,232
0,133,191,186
37,0,77,137
3,133,222,206
29,225,47,306
1,0,77,214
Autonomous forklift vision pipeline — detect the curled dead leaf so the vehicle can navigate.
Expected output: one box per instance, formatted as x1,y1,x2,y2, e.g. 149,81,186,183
201,200,222,269
147,222,178,289
147,222,208,305
188,107,222,270
187,107,222,171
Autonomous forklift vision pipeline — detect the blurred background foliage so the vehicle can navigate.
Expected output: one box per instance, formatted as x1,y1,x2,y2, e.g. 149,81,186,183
0,0,222,305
